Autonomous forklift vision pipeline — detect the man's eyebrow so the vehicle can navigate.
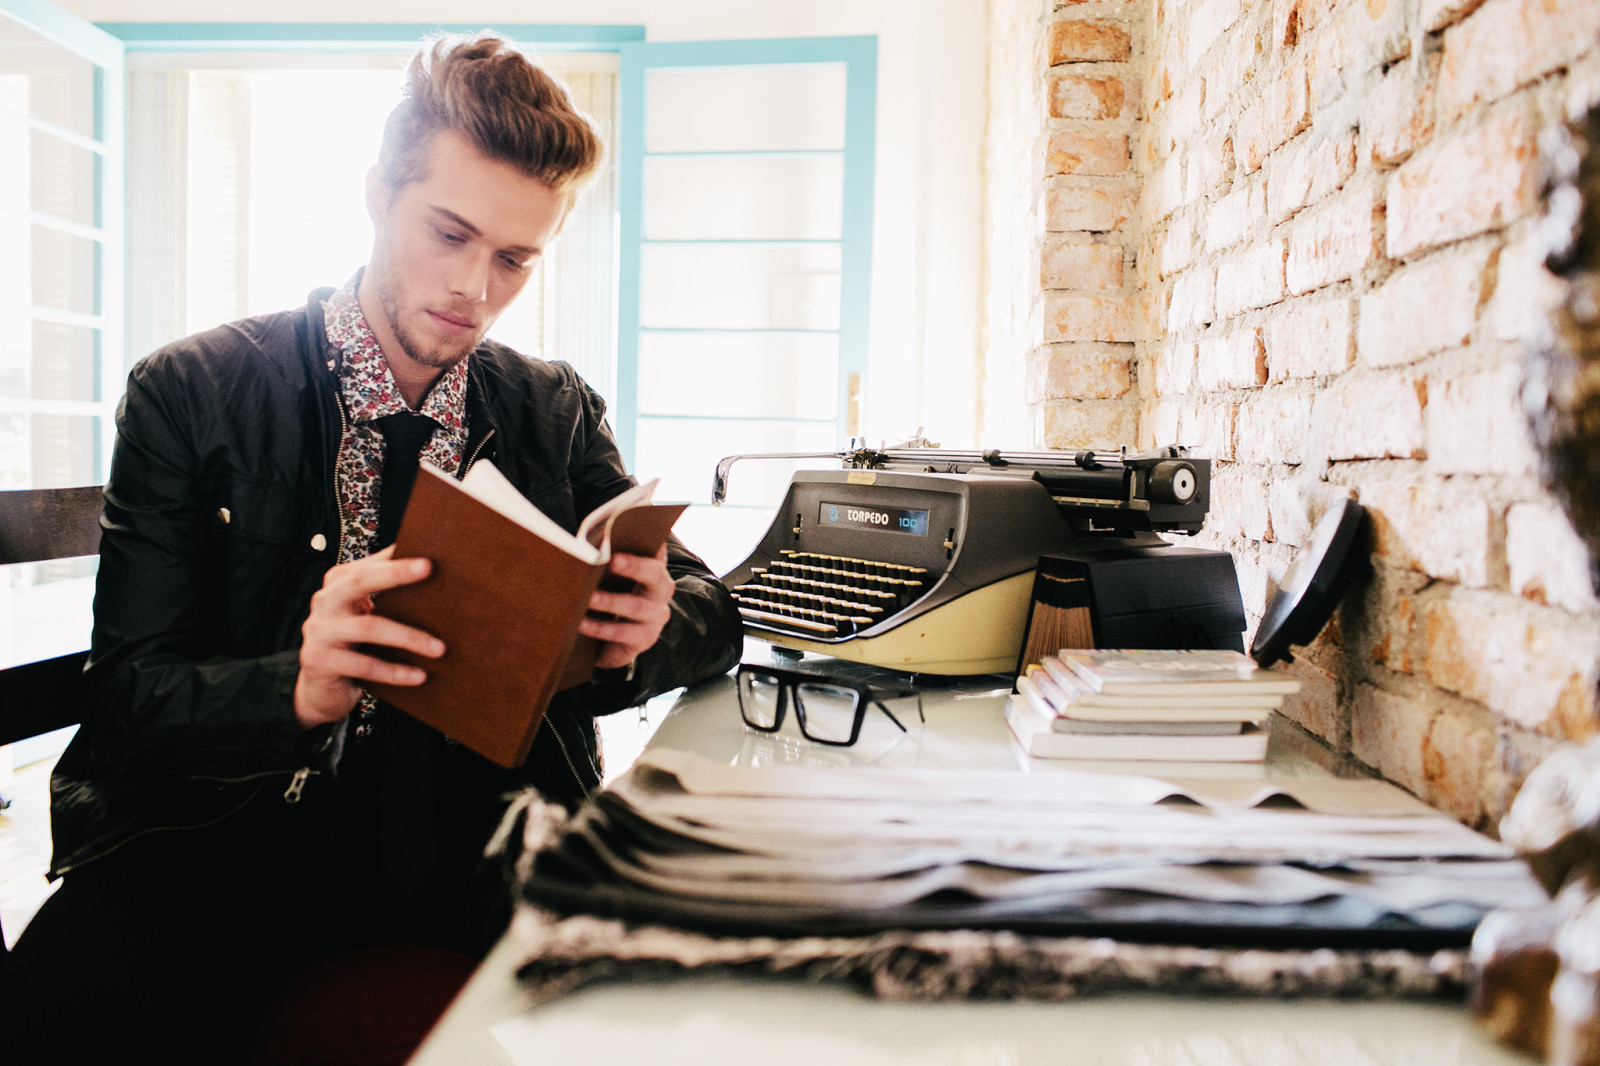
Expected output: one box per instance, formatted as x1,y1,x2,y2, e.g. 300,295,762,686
428,205,540,258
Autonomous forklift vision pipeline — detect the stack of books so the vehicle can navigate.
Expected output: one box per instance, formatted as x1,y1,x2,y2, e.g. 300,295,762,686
1004,649,1301,762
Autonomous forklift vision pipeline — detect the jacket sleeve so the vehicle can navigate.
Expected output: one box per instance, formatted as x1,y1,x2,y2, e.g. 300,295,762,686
565,378,743,715
82,359,308,783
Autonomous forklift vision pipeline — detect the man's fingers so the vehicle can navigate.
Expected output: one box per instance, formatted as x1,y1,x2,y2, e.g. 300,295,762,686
307,646,428,687
327,555,433,601
344,614,446,658
586,589,672,625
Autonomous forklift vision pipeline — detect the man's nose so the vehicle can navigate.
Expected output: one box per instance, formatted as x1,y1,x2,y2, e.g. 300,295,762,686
449,250,491,303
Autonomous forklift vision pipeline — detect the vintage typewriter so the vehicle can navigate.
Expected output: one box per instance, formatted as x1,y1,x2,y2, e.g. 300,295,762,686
715,441,1246,675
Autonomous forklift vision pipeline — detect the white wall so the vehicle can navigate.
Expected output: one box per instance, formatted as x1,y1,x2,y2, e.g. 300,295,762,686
60,0,987,449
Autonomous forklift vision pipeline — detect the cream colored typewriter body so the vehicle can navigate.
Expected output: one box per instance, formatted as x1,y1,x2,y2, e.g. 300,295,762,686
716,445,1226,675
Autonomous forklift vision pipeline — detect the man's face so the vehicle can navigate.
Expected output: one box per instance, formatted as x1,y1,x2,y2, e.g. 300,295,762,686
361,128,566,380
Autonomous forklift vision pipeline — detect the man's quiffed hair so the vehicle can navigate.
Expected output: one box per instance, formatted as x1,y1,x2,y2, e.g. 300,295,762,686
379,32,604,198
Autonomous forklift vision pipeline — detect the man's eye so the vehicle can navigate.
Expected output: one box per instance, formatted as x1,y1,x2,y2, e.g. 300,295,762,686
500,254,531,270
437,230,465,245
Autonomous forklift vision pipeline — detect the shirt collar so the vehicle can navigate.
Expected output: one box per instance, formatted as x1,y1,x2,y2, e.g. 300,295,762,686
321,271,470,431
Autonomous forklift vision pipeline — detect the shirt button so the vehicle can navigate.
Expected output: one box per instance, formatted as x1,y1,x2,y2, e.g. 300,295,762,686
217,507,231,524
310,533,328,552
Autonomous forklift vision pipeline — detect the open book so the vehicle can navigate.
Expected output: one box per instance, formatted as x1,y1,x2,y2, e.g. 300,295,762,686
366,462,686,768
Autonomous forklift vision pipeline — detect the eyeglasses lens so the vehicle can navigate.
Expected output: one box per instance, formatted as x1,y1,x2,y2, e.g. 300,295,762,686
740,672,783,729
795,683,861,743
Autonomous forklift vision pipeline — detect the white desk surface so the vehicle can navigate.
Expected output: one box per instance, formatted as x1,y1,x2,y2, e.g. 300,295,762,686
411,662,1531,1066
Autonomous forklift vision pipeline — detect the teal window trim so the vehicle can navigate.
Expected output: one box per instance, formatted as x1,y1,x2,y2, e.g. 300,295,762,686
96,22,646,52
2,0,124,483
615,35,876,469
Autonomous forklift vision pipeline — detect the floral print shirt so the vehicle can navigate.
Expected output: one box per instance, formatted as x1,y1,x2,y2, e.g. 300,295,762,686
321,273,472,739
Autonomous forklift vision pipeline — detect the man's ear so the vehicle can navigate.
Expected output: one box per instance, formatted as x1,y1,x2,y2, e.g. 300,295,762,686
365,165,392,226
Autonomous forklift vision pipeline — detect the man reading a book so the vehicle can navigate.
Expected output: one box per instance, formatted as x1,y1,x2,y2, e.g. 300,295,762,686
1,32,743,1063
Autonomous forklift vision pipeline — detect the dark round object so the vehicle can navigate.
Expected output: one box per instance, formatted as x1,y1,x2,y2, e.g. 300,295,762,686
1149,460,1198,503
1250,498,1368,668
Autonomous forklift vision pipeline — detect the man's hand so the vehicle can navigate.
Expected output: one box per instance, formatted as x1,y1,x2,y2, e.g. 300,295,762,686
293,546,445,731
579,545,675,672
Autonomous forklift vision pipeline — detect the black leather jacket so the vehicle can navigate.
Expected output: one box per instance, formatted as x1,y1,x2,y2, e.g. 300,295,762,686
48,290,742,877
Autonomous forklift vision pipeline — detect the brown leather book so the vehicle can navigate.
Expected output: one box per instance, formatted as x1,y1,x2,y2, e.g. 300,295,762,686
366,463,686,769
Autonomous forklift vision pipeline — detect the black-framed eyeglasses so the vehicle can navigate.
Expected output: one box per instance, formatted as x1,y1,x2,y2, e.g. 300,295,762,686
736,664,924,747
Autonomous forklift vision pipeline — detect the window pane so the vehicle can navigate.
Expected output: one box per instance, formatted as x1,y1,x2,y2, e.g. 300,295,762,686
0,314,97,402
646,65,845,153
0,558,97,673
638,331,837,419
0,15,98,139
26,128,98,227
644,154,843,241
640,244,840,331
30,224,99,314
634,417,838,507
0,411,99,488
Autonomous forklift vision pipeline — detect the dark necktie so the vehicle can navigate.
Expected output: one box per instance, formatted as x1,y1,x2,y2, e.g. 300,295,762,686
373,411,440,895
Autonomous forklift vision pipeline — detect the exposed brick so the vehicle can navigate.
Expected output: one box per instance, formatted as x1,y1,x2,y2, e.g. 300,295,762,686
1352,684,1430,796
1186,0,1244,70
1280,657,1344,745
1424,706,1489,827
1049,73,1130,119
1167,267,1217,329
1041,241,1125,290
1045,294,1137,342
1267,129,1358,223
1150,398,1183,445
1209,465,1273,540
1049,18,1134,64
1046,129,1130,176
1488,228,1568,342
1266,297,1355,381
1271,0,1299,50
1045,185,1137,232
1028,343,1133,401
1158,210,1199,277
1357,245,1492,367
1315,372,1427,460
1236,387,1314,464
1386,109,1539,259
1507,502,1600,613
1285,184,1380,295
1185,129,1235,202
1425,592,1600,733
1362,475,1493,586
1425,362,1540,476
1156,152,1185,219
1215,238,1287,318
1268,478,1355,548
1364,55,1439,167
1437,0,1600,123
1167,81,1206,149
1203,24,1263,119
1420,0,1488,32
1155,337,1197,394
1306,0,1412,107
1039,400,1140,449
1179,400,1237,460
1205,176,1267,253
1233,58,1310,174
1198,325,1268,390
1367,578,1420,676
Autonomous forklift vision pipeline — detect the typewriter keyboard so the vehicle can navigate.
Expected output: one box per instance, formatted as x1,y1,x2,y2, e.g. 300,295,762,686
731,550,928,637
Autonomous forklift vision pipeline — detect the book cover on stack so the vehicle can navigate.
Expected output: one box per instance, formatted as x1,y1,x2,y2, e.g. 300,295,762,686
1004,648,1299,762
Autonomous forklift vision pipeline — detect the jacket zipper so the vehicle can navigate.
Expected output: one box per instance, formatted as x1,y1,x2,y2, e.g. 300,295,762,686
546,716,597,801
54,783,265,877
463,428,495,475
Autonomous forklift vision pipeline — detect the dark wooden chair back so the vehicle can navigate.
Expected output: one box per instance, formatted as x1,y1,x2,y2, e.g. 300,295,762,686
0,486,103,748
0,486,101,959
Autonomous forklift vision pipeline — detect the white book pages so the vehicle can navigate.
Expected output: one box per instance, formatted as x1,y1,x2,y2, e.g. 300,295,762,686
451,463,660,565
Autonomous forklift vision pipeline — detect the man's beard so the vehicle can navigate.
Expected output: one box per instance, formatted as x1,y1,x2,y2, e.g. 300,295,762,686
372,260,479,370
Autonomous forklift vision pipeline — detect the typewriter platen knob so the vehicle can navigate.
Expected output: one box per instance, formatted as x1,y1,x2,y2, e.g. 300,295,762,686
1148,460,1198,504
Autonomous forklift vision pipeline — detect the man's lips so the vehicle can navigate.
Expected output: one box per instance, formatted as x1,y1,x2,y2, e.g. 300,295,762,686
426,310,477,332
